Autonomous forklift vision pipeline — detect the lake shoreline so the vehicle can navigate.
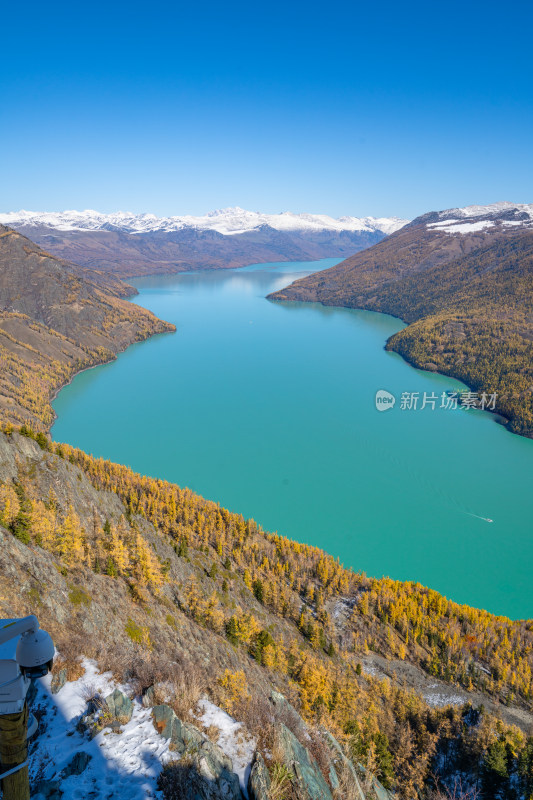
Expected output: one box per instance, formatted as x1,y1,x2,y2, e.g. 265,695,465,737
48,327,175,434
52,261,533,620
268,292,516,438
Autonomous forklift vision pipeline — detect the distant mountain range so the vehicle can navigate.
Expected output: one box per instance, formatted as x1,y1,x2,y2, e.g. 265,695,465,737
0,207,408,277
269,201,533,437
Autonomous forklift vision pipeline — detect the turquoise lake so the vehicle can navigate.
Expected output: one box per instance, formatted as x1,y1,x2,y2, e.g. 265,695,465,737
52,259,533,620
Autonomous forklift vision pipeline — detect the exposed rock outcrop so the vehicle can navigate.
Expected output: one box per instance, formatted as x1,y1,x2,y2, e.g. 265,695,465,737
50,668,67,694
247,752,271,799
245,692,394,800
60,751,92,778
104,688,133,724
276,722,334,800
153,704,243,800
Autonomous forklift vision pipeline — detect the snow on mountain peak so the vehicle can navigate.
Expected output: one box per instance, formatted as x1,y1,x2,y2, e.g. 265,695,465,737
427,202,533,235
0,208,409,237
448,201,533,220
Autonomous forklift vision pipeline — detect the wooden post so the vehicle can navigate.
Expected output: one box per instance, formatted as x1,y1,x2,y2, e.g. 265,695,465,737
0,703,29,800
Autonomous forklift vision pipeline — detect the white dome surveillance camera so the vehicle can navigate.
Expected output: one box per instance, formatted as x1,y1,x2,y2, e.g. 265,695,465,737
17,628,55,679
0,616,55,715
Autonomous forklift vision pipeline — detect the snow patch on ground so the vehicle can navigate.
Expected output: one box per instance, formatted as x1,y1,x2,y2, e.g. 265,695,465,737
361,663,380,678
30,660,170,799
28,661,255,799
423,684,466,708
196,698,256,797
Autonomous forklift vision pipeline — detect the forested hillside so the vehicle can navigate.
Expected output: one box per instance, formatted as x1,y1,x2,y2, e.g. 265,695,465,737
0,225,174,430
269,207,533,436
1,426,532,799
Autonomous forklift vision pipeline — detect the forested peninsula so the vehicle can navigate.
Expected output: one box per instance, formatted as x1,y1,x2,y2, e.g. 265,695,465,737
269,206,533,438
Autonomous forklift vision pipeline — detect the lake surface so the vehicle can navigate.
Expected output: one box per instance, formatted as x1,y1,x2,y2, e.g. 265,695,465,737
52,259,533,619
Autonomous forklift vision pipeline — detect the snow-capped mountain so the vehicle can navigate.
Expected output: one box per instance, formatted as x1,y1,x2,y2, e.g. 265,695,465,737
0,208,408,277
423,201,533,235
0,207,407,236
270,200,533,312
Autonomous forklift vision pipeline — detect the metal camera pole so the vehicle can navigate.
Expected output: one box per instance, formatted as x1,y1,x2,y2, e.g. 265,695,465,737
0,617,54,800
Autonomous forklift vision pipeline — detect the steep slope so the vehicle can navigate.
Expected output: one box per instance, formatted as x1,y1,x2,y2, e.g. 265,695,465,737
269,202,533,436
1,210,532,798
0,225,174,429
0,208,408,277
1,428,533,800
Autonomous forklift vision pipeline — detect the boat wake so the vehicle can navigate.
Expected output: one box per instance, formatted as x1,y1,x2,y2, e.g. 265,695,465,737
464,511,494,523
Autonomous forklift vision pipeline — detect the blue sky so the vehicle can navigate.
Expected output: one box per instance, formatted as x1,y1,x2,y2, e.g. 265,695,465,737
1,0,532,219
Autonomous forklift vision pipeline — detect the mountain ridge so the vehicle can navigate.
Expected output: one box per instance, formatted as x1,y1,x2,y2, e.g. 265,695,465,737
0,207,408,236
0,208,409,278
